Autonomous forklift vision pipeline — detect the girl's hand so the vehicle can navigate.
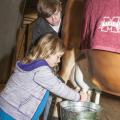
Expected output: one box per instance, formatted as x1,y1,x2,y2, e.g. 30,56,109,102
80,91,88,102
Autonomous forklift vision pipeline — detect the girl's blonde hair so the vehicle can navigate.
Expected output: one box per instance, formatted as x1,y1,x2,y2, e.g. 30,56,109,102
23,34,65,63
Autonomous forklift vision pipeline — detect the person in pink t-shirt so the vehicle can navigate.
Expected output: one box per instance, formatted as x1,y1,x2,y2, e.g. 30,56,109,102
81,0,120,53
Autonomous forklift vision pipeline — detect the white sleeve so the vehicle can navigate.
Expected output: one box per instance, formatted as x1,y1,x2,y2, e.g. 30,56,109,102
74,64,90,92
34,66,80,101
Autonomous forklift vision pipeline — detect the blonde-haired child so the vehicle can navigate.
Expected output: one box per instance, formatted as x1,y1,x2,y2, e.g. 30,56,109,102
0,34,87,120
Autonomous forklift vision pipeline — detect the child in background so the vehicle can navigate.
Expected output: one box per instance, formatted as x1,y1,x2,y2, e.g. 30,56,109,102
0,34,87,120
32,0,63,44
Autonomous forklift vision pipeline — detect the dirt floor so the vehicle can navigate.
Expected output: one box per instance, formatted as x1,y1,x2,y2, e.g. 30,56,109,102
100,92,120,120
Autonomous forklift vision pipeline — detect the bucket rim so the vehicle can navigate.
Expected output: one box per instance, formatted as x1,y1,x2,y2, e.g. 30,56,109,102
60,100,102,112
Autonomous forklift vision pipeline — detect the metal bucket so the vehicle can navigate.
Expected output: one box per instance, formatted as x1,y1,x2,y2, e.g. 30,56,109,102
60,101,102,120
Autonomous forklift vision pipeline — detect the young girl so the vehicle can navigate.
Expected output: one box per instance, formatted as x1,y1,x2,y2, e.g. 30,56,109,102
0,34,87,120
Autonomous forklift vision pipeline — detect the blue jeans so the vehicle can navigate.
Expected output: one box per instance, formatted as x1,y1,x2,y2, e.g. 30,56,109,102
0,108,15,120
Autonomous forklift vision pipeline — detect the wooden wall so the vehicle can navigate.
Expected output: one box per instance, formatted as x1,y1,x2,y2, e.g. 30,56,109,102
0,0,25,84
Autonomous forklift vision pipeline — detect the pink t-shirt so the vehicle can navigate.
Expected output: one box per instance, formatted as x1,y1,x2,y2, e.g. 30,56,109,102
81,0,120,53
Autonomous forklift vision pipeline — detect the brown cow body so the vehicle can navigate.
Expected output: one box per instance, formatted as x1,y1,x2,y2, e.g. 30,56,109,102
61,0,120,96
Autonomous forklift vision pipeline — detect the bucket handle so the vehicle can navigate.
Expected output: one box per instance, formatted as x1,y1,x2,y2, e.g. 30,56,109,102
87,89,101,105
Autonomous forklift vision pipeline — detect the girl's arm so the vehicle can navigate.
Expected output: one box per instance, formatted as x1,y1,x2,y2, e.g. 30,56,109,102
34,66,80,101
